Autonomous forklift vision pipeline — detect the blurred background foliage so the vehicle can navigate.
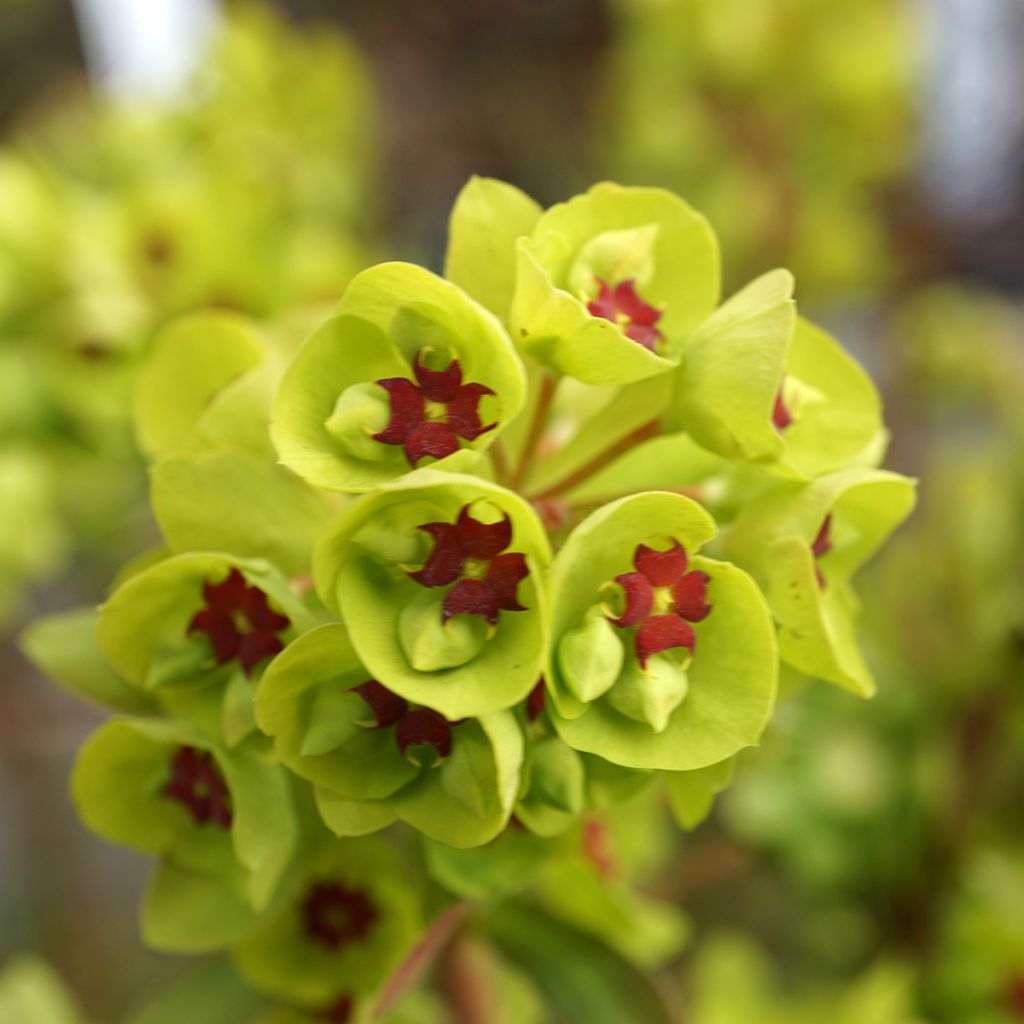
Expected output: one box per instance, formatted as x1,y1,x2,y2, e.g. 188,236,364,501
1,1,1023,1022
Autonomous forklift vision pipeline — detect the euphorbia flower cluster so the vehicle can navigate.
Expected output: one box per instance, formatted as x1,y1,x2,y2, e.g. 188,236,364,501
25,178,914,1016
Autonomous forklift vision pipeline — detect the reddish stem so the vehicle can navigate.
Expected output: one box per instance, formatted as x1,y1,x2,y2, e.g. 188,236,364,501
530,419,660,501
509,374,557,492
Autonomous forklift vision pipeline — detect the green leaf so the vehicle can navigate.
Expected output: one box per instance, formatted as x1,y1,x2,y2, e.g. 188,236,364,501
666,269,794,461
423,829,568,900
515,737,586,837
127,959,268,1024
220,740,298,910
151,449,335,578
445,176,542,318
314,789,397,837
314,471,551,719
143,859,262,953
20,608,156,714
537,856,690,968
0,956,85,1024
134,312,265,459
486,902,675,1024
664,757,735,830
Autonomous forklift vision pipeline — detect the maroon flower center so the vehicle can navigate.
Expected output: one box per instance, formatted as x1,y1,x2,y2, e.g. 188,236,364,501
350,679,458,763
1004,971,1024,1017
587,277,664,352
320,996,355,1023
164,746,232,828
525,679,546,722
406,504,529,627
373,350,496,467
607,540,712,668
811,514,832,589
301,880,378,953
187,568,290,676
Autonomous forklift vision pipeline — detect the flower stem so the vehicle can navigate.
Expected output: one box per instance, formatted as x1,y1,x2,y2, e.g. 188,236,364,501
488,440,511,486
509,373,557,492
530,418,660,501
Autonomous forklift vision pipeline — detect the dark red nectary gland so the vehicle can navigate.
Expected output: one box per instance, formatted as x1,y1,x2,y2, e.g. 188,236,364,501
1004,972,1024,1017
187,568,289,677
321,995,354,1022
372,352,496,467
634,540,688,586
301,881,378,952
408,505,529,627
350,680,409,728
164,746,233,828
587,277,664,352
607,541,712,668
526,679,546,722
395,707,453,759
608,571,654,628
672,570,711,622
635,614,696,668
772,387,793,430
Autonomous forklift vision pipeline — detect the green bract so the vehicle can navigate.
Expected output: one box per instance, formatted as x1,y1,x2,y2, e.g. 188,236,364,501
314,470,551,718
665,269,794,461
96,553,315,744
772,317,884,478
72,717,296,951
508,182,719,385
231,836,420,1006
545,493,777,770
272,263,527,491
723,468,916,696
256,623,524,847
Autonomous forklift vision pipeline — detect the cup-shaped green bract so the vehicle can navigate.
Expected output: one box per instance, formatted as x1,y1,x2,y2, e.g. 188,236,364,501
256,623,525,848
71,718,296,950
314,470,551,719
665,269,795,462
723,468,916,697
545,492,777,771
96,553,314,745
232,836,420,1007
445,176,543,320
509,182,719,385
771,317,884,478
272,262,527,492
134,311,267,461
514,731,588,838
